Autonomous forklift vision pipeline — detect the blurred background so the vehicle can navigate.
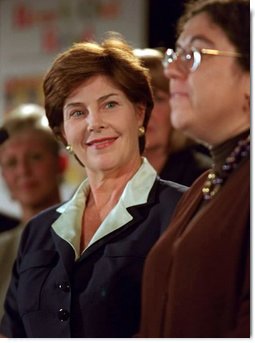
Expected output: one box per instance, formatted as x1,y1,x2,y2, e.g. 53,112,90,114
0,0,185,217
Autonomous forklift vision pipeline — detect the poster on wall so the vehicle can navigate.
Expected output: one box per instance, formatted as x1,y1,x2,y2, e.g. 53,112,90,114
11,0,122,54
2,0,146,58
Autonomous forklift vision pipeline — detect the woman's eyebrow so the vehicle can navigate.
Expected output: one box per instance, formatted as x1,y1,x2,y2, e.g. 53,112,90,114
64,93,120,110
177,35,215,49
64,102,83,110
97,93,119,103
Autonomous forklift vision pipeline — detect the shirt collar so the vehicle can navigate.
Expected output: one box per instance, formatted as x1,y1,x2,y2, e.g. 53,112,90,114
52,157,157,259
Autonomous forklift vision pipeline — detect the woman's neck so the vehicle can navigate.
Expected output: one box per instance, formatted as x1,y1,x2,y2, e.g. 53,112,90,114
210,129,250,174
87,158,142,213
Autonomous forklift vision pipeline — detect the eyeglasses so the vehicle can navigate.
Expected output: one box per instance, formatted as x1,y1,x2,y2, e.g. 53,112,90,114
162,47,244,73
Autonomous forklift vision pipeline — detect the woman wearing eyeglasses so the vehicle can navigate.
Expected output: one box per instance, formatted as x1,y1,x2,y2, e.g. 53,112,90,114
138,0,250,338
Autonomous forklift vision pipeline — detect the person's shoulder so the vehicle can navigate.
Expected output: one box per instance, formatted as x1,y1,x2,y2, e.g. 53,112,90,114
0,212,21,234
29,202,63,227
18,203,64,253
174,171,209,208
152,177,188,207
157,177,188,193
21,202,63,239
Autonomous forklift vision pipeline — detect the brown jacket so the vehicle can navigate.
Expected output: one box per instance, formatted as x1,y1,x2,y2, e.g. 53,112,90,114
138,158,250,338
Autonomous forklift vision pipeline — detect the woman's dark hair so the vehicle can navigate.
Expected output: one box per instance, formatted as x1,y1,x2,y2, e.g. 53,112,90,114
177,0,250,71
43,32,154,154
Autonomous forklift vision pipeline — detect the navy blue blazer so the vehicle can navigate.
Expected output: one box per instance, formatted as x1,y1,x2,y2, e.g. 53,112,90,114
0,177,186,338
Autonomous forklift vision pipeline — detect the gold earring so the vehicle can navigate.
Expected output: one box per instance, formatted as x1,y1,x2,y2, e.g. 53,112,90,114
66,145,73,154
138,126,145,137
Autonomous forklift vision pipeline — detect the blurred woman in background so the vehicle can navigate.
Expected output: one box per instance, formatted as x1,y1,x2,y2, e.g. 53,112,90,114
0,104,66,223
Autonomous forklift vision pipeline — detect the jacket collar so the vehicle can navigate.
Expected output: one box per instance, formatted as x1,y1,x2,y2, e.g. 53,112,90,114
52,158,157,260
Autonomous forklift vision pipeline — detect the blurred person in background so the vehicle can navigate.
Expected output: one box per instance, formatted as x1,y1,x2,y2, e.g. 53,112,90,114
0,103,67,320
134,48,211,186
0,104,66,223
0,33,186,338
138,0,250,337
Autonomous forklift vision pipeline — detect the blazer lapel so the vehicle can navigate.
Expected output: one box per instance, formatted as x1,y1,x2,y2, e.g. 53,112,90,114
51,219,76,275
51,179,159,263
78,203,150,261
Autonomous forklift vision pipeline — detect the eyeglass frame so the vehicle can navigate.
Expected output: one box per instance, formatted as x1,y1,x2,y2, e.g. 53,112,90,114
162,47,245,72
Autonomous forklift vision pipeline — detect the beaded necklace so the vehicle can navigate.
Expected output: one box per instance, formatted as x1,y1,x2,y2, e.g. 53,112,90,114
202,134,250,200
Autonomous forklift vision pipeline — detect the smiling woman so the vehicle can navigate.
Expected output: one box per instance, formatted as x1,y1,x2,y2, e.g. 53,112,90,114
0,32,187,338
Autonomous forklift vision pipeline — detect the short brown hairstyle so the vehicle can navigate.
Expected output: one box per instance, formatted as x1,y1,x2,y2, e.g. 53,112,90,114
43,32,154,154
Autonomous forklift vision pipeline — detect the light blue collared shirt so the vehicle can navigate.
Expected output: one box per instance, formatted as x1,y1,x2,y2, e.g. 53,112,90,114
52,158,157,260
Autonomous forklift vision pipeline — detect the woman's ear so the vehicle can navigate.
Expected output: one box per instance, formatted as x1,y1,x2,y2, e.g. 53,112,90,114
244,93,250,111
53,125,67,147
136,103,146,126
243,73,250,112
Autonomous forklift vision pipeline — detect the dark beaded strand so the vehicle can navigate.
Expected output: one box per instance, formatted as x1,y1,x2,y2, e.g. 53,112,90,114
202,135,250,200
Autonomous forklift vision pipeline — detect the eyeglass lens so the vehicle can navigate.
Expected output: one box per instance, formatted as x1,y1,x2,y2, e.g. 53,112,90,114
163,49,200,72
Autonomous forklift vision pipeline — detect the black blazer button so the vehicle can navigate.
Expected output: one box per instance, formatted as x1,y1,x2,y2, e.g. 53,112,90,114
58,309,70,321
57,282,70,292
